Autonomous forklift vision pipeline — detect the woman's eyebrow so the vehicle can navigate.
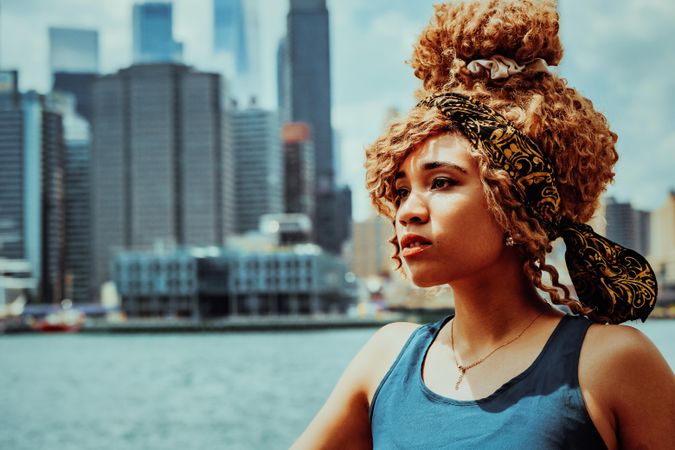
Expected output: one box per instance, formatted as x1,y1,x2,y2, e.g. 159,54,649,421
423,161,468,174
395,161,468,180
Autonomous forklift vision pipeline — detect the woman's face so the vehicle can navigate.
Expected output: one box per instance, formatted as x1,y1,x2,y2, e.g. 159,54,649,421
394,132,507,287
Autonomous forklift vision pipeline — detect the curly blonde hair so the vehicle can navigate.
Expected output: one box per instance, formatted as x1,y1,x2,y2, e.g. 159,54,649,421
364,0,618,320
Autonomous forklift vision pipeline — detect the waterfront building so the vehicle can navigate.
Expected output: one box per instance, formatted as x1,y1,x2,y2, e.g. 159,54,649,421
113,245,357,318
282,122,314,218
605,197,650,255
286,0,351,255
133,2,183,64
47,92,93,304
0,74,66,303
229,105,284,233
259,213,312,246
91,63,232,299
113,250,198,318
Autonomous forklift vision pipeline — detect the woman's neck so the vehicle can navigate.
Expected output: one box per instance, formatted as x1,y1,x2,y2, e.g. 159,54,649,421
443,252,560,355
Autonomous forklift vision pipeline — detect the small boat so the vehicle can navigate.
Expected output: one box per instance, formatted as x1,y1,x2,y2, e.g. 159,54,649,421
32,308,85,333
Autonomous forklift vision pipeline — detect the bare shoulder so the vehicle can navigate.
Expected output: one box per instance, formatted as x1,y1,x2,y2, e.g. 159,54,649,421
581,322,672,380
579,322,675,450
289,320,422,449
363,321,424,405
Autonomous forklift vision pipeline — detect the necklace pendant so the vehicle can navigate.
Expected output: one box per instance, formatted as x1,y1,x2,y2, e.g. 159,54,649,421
455,366,466,390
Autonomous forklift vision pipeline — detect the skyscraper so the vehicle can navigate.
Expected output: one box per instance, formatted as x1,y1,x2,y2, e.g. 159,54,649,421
286,0,351,255
49,27,100,122
212,0,260,103
605,197,650,255
351,214,394,279
229,106,284,233
282,122,314,218
276,38,288,120
47,92,93,304
286,0,332,189
91,63,232,295
213,0,248,74
133,2,183,64
49,27,99,74
0,71,23,262
0,73,66,304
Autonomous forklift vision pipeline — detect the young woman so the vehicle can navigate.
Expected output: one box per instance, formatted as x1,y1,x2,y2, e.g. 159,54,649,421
291,1,674,448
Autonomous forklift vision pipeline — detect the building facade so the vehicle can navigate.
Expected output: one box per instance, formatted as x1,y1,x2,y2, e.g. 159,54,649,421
282,122,314,218
213,0,248,74
49,27,99,74
212,0,260,104
229,106,284,234
0,75,66,304
351,214,395,279
649,192,675,302
91,63,232,298
49,27,100,122
605,197,650,255
113,245,356,318
286,0,352,255
132,2,183,64
47,92,93,304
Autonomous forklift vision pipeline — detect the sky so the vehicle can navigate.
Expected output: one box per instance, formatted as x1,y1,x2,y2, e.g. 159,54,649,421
0,0,673,221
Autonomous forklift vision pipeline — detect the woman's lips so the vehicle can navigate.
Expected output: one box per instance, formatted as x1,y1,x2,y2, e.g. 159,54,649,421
401,243,432,258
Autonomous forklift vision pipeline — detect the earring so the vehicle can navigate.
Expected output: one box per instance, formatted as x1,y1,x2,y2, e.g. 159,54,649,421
505,234,515,247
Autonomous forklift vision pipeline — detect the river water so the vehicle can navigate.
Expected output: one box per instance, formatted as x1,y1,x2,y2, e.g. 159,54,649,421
1,319,672,450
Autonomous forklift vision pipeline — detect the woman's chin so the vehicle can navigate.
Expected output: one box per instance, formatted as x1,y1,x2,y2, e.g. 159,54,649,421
410,273,444,288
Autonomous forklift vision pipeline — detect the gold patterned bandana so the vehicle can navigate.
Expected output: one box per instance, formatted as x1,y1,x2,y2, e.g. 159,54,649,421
418,92,657,324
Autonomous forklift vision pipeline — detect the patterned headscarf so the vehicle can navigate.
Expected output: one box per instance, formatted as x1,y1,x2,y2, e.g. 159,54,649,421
418,93,657,324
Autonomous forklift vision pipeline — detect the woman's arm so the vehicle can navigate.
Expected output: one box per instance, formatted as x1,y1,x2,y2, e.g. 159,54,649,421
582,324,675,450
290,322,414,450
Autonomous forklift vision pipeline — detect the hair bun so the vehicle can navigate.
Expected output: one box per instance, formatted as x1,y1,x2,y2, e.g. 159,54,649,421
411,0,563,91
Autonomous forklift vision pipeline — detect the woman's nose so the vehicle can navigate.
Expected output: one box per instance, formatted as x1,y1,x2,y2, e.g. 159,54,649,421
397,192,429,226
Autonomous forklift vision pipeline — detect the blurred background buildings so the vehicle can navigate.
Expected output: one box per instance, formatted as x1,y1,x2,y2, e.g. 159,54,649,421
0,0,674,320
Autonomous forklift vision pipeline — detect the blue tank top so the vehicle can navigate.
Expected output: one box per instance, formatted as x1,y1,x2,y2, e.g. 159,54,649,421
369,314,607,449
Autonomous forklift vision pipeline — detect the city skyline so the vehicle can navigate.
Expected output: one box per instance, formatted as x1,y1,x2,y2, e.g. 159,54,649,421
0,0,673,221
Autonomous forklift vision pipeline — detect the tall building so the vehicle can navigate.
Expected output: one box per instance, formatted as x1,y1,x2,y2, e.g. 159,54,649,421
229,106,284,233
0,73,66,304
0,71,23,261
49,27,99,74
91,63,232,297
286,0,333,191
49,27,100,122
276,38,288,120
282,122,314,218
213,0,248,74
286,0,351,255
649,192,675,289
132,2,183,64
351,214,394,279
212,0,260,103
605,197,650,255
47,92,93,304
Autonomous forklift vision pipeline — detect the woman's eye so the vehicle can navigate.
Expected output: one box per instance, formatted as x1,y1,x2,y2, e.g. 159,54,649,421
395,187,409,198
432,177,456,189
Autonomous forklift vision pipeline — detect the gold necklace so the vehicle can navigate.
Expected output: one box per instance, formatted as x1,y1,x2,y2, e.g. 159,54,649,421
450,311,545,390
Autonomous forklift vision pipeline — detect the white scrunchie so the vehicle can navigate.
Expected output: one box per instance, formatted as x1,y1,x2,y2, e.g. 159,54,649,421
466,55,551,79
